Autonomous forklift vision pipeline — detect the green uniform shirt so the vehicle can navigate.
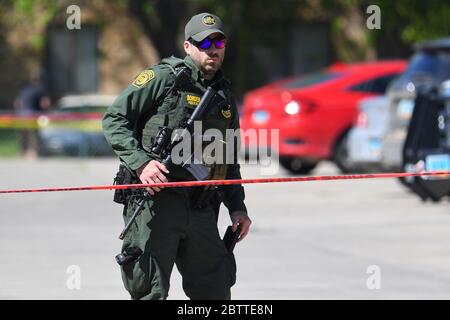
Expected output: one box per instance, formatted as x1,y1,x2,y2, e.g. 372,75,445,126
103,55,247,214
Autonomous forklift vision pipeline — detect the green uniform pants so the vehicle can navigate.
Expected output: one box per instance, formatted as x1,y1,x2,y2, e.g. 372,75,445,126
120,187,236,300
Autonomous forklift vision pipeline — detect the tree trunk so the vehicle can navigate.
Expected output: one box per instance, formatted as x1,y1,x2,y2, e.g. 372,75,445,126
128,0,186,59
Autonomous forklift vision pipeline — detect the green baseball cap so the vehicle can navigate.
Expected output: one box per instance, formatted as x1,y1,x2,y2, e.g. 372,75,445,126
185,12,226,41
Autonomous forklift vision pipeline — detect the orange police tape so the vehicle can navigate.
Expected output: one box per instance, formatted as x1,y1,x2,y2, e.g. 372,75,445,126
0,171,449,194
0,112,104,131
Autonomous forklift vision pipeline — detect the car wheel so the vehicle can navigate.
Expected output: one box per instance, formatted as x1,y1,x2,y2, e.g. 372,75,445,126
279,157,318,175
333,133,353,173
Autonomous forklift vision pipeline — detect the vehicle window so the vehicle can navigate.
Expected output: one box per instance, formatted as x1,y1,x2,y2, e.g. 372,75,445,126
348,73,401,94
281,71,342,89
434,52,450,82
405,52,440,76
392,51,450,86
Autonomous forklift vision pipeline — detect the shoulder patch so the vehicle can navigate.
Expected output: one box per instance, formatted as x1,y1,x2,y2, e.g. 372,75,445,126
221,107,232,119
132,70,155,88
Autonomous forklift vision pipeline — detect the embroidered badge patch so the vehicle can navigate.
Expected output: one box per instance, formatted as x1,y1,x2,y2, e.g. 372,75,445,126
132,70,155,88
202,15,216,26
221,107,232,119
186,95,201,106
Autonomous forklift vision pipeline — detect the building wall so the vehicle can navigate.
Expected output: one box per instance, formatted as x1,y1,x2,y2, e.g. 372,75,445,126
0,2,160,109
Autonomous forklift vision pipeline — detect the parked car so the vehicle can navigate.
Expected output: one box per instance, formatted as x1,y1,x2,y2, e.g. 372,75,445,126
402,79,450,202
37,94,116,157
346,96,391,172
240,60,406,174
380,37,450,171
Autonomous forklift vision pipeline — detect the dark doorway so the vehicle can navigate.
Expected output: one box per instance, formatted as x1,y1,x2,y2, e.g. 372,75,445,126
46,25,99,99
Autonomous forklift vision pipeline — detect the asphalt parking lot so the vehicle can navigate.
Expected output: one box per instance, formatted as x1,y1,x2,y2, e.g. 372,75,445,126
0,157,449,299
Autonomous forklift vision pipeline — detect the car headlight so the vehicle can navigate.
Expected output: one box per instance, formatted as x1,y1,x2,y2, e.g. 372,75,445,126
284,101,300,115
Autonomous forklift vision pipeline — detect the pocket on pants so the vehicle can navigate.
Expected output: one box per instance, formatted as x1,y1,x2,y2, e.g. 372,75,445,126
121,251,152,299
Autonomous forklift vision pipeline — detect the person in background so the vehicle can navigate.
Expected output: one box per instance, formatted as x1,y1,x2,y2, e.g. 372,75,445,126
14,71,51,159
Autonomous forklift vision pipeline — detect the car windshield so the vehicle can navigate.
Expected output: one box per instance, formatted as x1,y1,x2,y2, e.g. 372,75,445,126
281,71,342,89
403,51,450,82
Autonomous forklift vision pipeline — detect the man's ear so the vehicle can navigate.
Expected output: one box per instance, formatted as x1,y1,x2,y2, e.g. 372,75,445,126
183,41,191,55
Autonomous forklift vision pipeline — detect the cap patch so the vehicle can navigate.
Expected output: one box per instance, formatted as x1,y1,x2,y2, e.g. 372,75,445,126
202,15,216,26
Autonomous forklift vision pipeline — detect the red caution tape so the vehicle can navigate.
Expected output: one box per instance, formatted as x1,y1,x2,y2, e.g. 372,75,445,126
0,171,449,194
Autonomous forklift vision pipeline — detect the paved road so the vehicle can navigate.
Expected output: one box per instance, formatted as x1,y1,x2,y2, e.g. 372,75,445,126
0,157,449,299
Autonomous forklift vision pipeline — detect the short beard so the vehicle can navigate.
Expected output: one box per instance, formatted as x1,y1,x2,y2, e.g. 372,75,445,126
201,62,220,80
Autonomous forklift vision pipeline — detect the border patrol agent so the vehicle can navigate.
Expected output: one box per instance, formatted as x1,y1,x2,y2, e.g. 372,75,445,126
103,12,252,300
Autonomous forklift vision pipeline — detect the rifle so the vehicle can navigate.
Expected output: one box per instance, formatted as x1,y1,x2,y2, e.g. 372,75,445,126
152,85,219,181
117,84,221,242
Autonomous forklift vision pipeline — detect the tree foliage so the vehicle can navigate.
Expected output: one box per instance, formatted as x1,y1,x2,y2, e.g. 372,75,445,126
0,0,449,103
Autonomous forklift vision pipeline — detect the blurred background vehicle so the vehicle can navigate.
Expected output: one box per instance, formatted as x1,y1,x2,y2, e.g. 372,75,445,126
346,95,391,172
240,60,406,174
380,37,450,171
37,94,116,157
401,79,450,202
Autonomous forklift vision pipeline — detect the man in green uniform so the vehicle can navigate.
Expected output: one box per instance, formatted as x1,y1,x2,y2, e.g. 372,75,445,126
103,12,252,300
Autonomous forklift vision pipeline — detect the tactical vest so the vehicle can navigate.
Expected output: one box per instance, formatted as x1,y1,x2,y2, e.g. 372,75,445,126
140,57,234,181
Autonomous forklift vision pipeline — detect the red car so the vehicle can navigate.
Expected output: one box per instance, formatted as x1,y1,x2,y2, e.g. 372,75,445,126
240,60,407,174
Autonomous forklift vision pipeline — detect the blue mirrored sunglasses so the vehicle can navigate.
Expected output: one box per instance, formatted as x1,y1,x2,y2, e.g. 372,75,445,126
190,36,226,50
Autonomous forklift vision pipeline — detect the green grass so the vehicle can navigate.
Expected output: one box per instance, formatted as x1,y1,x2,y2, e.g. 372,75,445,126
0,130,20,157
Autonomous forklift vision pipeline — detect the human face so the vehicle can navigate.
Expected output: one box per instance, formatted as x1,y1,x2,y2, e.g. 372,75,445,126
184,33,226,80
